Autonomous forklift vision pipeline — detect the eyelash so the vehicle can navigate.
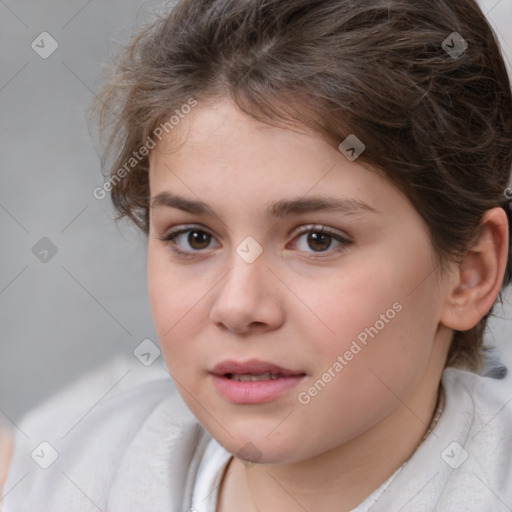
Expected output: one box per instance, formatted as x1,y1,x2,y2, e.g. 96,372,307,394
157,224,352,260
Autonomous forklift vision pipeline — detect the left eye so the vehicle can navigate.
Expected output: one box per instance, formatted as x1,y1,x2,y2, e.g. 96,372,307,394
291,228,349,254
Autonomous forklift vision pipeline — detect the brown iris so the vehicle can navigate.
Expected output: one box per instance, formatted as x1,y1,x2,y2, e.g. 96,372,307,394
307,232,332,252
188,230,211,250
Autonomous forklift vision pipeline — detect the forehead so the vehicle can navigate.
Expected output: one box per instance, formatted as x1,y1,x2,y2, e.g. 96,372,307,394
150,99,324,166
147,99,408,221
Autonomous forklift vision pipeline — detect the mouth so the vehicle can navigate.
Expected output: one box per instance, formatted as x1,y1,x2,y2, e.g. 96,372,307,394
211,359,305,378
210,359,306,404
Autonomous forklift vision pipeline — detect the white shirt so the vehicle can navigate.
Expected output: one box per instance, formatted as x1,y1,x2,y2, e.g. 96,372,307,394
191,438,232,511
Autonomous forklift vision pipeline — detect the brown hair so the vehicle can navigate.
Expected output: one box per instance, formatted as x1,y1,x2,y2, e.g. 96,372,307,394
92,0,512,372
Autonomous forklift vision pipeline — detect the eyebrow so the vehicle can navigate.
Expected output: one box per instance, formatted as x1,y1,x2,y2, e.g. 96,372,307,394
150,192,379,218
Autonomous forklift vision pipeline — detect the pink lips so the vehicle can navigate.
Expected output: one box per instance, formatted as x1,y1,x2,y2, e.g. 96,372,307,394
210,359,306,404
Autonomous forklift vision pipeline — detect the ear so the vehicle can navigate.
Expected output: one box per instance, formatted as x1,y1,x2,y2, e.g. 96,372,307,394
440,207,509,331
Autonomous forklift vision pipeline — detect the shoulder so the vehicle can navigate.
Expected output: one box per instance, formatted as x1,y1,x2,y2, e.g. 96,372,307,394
372,367,512,511
442,367,512,459
442,366,512,422
436,368,512,509
14,356,177,440
4,369,208,511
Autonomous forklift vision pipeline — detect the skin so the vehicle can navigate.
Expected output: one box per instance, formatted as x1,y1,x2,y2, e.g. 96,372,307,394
147,99,508,512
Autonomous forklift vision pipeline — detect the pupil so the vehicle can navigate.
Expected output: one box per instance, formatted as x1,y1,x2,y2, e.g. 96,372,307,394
308,232,331,252
189,231,210,249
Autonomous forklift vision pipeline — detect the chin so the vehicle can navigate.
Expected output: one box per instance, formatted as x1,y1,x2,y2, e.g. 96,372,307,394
210,426,308,465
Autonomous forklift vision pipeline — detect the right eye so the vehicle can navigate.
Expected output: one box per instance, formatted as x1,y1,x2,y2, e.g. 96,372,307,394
157,225,220,258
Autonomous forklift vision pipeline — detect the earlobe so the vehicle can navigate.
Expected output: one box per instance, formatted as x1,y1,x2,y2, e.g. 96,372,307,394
440,207,509,332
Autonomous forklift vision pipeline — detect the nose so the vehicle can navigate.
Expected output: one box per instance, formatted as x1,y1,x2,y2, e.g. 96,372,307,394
209,249,284,335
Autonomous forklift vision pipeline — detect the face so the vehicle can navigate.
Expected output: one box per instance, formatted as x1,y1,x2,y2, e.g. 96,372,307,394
147,99,450,464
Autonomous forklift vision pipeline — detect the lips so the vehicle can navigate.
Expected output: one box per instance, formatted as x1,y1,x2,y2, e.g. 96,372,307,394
211,359,305,379
210,359,306,404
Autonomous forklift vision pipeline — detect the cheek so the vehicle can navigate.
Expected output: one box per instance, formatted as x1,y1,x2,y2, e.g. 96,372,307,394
147,244,206,363
147,245,175,334
297,261,404,354
295,254,438,402
291,301,434,452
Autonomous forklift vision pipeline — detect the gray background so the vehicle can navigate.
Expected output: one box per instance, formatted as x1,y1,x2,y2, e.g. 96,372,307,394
1,0,512,425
